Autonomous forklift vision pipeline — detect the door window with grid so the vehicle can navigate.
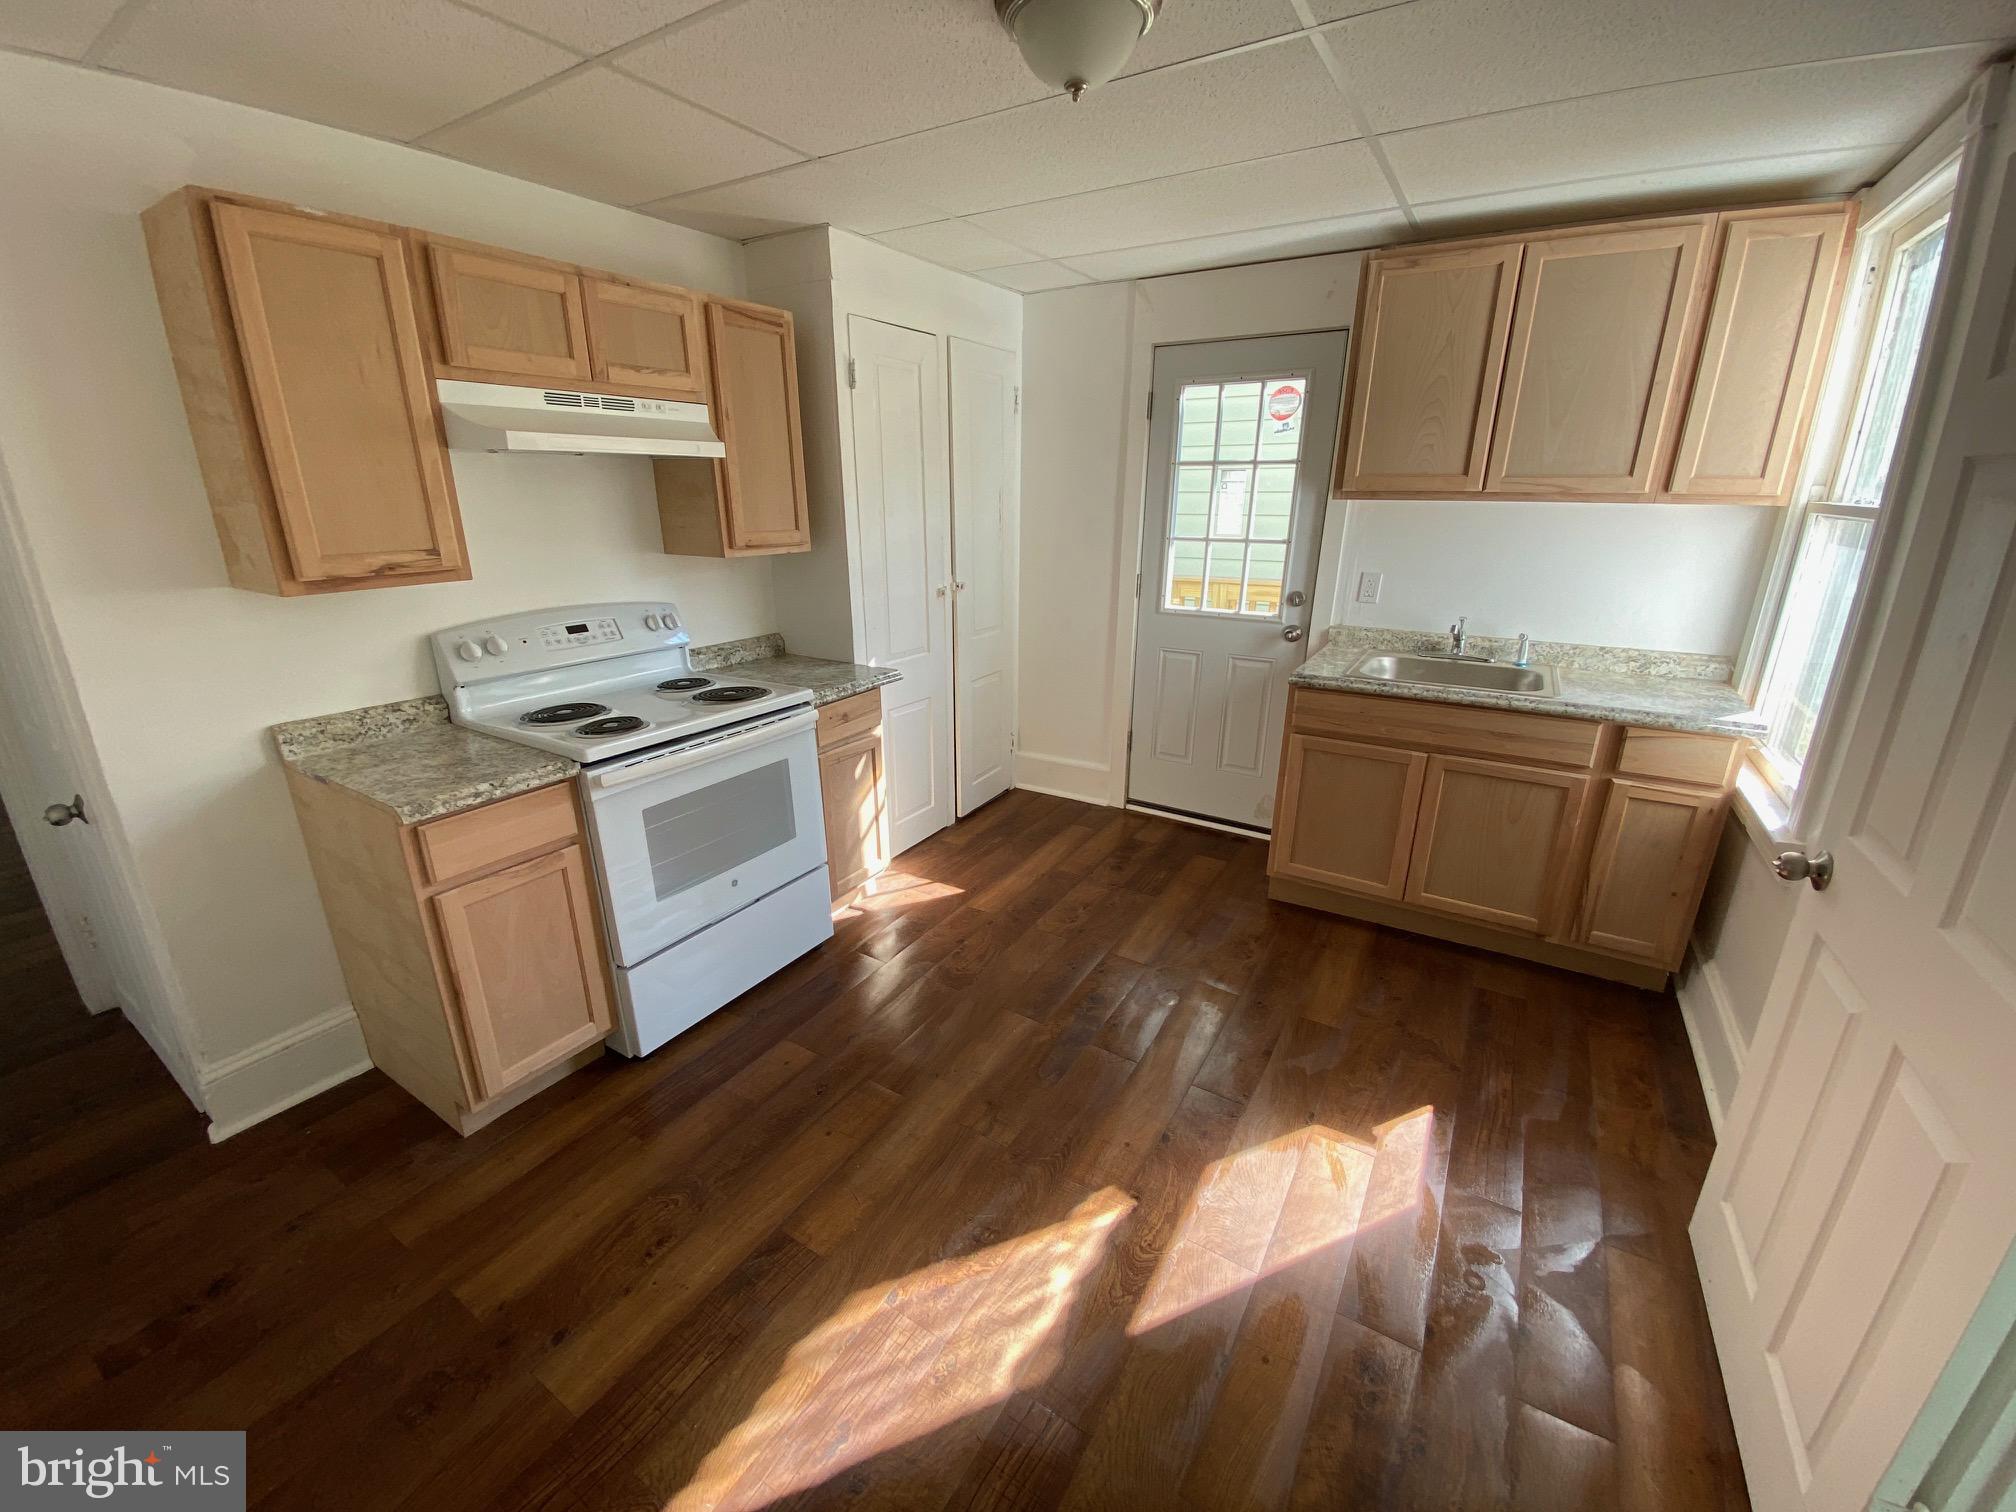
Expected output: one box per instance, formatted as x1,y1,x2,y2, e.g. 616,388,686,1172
1164,376,1308,618
1752,204,1949,800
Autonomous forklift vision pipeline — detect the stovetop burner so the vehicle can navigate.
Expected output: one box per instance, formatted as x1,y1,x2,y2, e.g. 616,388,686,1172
689,685,769,705
522,701,610,726
576,715,650,737
657,676,713,692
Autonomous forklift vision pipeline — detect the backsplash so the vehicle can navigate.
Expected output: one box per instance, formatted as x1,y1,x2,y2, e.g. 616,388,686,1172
1319,625,1736,683
690,632,788,670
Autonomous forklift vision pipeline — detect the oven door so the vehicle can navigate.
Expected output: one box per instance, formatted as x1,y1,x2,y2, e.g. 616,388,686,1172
581,707,827,968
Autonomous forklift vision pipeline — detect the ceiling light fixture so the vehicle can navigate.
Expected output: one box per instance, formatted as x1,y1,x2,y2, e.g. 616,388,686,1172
995,0,1162,102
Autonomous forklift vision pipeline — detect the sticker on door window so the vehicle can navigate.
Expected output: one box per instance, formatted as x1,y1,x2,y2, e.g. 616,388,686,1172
1163,376,1307,617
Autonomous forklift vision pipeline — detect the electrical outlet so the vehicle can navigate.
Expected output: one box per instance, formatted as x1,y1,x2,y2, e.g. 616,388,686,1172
1355,571,1384,605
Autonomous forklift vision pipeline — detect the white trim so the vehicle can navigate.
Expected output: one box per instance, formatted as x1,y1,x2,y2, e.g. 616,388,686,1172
199,1004,370,1143
1674,948,1748,1136
1124,801,1267,839
1013,751,1112,805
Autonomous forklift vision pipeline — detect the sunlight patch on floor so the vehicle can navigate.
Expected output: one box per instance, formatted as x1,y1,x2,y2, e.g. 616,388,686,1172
665,1187,1135,1512
831,871,965,923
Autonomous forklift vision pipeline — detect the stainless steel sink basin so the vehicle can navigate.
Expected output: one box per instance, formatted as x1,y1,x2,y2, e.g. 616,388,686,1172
1349,651,1560,698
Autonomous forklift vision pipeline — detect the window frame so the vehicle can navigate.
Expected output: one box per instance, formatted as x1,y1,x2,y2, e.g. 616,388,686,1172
1734,173,1958,827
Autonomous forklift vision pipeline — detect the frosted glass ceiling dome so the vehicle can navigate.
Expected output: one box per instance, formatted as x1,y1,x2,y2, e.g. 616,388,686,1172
995,0,1163,102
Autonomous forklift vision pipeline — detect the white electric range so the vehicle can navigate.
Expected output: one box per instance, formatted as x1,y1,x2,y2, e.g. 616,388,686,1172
431,602,834,1057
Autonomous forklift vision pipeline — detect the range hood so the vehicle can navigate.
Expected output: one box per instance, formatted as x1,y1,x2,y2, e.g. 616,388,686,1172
435,380,726,458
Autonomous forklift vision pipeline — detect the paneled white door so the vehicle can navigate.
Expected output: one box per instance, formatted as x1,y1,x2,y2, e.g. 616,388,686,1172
1128,332,1346,830
848,315,954,855
1691,70,2016,1512
949,336,1017,817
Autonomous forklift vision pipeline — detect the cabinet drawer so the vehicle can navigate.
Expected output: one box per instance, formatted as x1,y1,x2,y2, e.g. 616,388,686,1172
416,782,578,886
1290,687,1602,768
817,689,884,751
1617,727,1742,787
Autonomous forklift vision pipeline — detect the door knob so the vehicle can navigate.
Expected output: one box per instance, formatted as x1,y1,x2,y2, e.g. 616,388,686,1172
1282,625,1305,642
1285,590,1307,607
1773,849,1834,890
44,795,87,828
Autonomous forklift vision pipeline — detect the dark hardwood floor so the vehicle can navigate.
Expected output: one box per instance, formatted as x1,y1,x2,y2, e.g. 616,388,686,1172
1,789,1749,1511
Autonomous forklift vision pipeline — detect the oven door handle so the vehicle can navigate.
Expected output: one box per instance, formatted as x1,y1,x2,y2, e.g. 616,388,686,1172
587,706,817,791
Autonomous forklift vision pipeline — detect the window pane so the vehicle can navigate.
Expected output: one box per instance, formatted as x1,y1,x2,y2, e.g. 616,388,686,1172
1251,465,1295,540
1217,382,1262,459
1840,222,1947,506
1243,543,1287,616
1178,385,1219,461
1212,467,1252,535
1756,513,1874,781
1257,379,1306,461
1171,466,1211,538
1166,541,1205,610
1205,543,1246,611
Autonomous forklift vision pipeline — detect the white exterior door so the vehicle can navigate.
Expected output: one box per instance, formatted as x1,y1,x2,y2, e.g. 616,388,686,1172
847,315,954,856
1128,331,1346,830
949,336,1017,818
1691,71,2016,1512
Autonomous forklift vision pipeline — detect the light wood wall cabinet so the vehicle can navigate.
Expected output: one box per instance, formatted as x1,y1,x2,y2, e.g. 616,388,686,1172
143,187,470,595
817,688,890,902
285,775,613,1134
427,239,593,384
583,276,709,401
1267,686,1742,986
654,297,812,557
1334,200,1854,504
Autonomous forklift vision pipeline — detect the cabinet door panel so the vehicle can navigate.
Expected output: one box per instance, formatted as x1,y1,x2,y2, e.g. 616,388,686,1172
1405,754,1588,935
433,844,610,1101
210,201,463,582
584,276,707,401
1667,208,1851,501
1271,734,1425,899
429,242,591,382
821,730,889,900
1487,220,1710,495
711,298,811,551
1339,243,1521,494
1577,780,1725,966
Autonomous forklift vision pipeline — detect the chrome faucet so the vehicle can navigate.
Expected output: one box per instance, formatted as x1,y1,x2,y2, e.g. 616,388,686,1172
1513,633,1531,668
1448,616,1468,656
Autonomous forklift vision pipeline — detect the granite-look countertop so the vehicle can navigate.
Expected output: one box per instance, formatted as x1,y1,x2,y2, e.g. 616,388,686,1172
273,696,576,825
1292,627,1765,738
692,635,902,706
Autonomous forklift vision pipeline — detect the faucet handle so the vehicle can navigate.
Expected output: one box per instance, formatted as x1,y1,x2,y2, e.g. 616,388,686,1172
1513,632,1531,667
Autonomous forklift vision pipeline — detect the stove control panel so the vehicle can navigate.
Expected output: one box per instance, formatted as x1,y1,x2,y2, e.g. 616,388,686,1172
538,616,624,650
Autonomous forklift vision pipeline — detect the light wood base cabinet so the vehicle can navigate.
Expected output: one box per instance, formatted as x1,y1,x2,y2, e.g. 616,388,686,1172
285,775,613,1134
1268,686,1741,983
817,688,891,903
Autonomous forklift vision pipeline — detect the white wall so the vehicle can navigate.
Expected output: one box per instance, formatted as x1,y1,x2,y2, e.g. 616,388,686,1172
1016,249,1780,804
0,52,766,1127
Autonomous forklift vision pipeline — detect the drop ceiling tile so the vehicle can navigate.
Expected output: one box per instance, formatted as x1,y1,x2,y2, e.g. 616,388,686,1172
1123,0,1304,75
459,0,720,54
1304,0,1414,21
644,159,946,241
98,0,580,141
874,219,1042,272
971,140,1393,259
982,261,1093,293
1062,208,1409,282
1411,146,1890,236
1323,0,2016,134
832,39,1359,217
0,0,127,59
619,0,1049,155
425,68,802,206
1383,48,1990,205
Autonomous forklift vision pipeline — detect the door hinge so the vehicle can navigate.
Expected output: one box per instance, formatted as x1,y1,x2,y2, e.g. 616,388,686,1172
846,357,858,390
1013,385,1021,415
1009,729,1017,752
1127,730,1134,754
1135,570,1142,599
1145,389,1154,421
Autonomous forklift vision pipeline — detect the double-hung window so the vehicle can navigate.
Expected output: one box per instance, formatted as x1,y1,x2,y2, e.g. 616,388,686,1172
1748,194,1952,807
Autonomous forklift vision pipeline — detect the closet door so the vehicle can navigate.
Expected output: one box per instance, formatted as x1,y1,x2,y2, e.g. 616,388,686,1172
949,336,1018,817
1486,219,1711,495
847,315,954,855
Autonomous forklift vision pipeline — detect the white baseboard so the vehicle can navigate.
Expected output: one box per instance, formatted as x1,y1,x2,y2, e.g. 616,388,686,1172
1014,750,1111,806
1675,950,1748,1137
200,1004,371,1143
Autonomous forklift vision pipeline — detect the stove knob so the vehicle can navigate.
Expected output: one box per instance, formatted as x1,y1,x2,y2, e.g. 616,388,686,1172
454,639,483,663
482,634,508,656
643,613,662,631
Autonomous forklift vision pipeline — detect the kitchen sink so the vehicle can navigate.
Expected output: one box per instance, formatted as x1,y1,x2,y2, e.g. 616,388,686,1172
1349,651,1560,697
